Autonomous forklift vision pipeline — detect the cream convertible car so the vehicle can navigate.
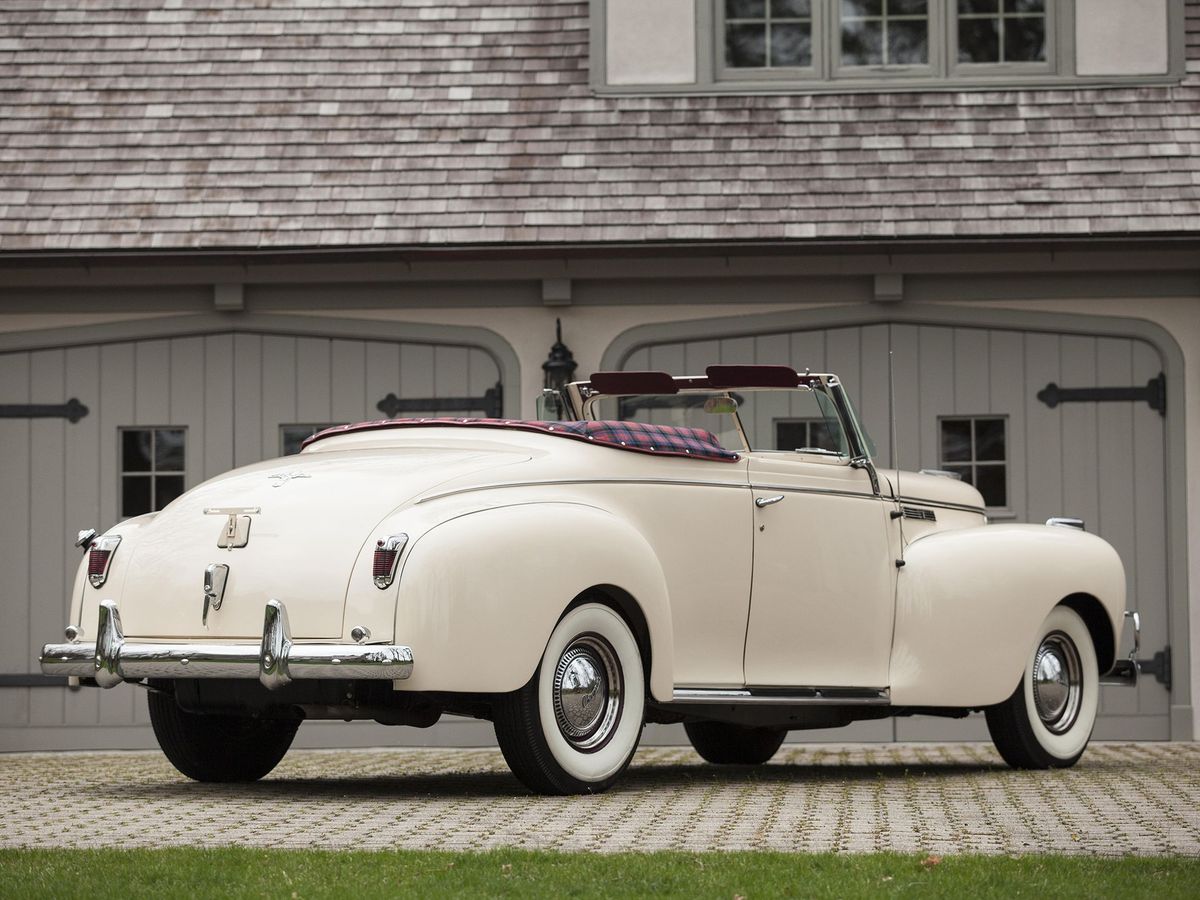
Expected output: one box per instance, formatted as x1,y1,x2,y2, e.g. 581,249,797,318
43,365,1140,794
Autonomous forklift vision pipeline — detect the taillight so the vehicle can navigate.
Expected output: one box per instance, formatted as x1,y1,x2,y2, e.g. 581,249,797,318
87,535,122,589
373,533,409,589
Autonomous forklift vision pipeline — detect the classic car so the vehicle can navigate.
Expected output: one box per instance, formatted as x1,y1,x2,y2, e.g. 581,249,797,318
41,364,1140,795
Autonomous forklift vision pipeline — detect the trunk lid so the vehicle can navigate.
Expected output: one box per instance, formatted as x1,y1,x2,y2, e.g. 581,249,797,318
117,447,525,639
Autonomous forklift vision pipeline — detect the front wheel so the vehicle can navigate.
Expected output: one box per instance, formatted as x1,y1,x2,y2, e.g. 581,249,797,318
494,603,645,795
985,605,1099,769
148,686,300,782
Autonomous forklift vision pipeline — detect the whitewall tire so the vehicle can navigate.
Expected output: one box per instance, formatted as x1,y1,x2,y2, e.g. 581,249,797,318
494,603,645,795
986,605,1099,769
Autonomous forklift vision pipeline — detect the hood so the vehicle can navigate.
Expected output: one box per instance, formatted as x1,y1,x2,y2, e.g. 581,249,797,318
113,446,528,639
877,468,986,512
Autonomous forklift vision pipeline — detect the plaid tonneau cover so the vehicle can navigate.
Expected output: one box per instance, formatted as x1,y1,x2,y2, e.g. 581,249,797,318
301,418,740,462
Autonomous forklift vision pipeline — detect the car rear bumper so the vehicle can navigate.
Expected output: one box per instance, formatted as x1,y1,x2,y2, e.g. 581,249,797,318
40,599,413,691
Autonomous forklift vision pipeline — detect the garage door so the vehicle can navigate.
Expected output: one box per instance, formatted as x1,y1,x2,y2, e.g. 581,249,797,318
0,332,501,746
625,322,1171,741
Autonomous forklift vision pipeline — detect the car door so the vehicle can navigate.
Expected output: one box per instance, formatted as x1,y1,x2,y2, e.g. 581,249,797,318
740,397,897,689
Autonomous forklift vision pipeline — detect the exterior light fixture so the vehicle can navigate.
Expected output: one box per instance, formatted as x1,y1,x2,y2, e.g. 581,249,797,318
541,318,577,392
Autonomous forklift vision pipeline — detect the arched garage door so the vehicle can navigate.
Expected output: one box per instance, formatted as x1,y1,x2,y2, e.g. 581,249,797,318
0,331,501,747
625,322,1171,741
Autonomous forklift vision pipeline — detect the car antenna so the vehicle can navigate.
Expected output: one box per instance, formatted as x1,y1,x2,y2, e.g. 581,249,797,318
889,346,906,559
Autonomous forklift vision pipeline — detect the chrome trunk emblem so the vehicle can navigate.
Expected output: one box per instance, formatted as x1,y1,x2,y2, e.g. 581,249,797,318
268,470,311,487
204,507,259,549
203,563,230,626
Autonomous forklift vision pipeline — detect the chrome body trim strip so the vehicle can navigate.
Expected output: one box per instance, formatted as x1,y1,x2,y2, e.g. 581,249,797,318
418,477,752,503
421,478,900,505
670,687,891,706
896,495,987,515
750,483,881,502
40,598,414,690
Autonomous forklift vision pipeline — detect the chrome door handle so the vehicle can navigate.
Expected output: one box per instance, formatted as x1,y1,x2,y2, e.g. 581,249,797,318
755,494,785,508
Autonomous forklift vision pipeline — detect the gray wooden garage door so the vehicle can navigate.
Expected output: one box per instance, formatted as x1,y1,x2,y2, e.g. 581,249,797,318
0,332,500,748
625,322,1170,741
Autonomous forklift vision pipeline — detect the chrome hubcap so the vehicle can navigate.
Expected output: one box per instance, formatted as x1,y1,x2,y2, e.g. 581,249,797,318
1032,631,1083,734
552,634,622,752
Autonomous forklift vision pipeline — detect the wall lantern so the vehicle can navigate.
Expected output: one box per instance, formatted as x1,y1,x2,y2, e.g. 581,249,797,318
541,318,577,391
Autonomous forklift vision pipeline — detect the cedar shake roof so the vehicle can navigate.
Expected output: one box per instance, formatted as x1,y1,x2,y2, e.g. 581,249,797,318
2,0,1199,253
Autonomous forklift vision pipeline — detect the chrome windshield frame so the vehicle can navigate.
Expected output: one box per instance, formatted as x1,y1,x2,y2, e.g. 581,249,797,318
570,373,876,474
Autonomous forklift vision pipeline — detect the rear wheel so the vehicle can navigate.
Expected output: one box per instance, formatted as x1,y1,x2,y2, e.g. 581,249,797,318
985,605,1099,769
494,603,645,795
148,686,300,782
685,721,787,765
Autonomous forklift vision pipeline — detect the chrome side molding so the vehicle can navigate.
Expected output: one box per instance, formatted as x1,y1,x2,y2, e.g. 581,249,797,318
671,686,890,706
40,599,413,690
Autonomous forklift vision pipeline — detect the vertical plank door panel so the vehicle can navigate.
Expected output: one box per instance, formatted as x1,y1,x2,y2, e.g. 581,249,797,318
1021,331,1064,523
63,345,102,726
261,336,298,457
97,342,135,726
28,350,67,727
330,339,367,425
0,352,32,728
987,329,1026,521
1130,339,1170,726
202,334,234,480
1094,338,1138,718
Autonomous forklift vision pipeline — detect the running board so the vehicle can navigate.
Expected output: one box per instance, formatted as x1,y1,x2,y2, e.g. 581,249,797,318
670,687,890,706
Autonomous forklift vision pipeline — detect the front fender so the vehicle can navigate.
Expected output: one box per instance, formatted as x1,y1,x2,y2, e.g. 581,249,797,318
891,524,1125,707
392,502,674,701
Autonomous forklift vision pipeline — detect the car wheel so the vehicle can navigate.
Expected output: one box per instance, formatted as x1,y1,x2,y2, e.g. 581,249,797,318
493,603,645,795
148,685,300,782
685,721,787,765
985,605,1099,769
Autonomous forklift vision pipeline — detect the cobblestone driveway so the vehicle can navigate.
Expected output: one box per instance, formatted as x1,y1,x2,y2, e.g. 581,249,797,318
3,743,1198,856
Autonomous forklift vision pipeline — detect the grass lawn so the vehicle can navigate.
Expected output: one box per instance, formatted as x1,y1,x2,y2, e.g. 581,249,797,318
1,848,1198,898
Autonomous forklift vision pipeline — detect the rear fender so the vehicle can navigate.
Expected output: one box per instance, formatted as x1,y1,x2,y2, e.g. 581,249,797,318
891,524,1125,707
392,502,674,701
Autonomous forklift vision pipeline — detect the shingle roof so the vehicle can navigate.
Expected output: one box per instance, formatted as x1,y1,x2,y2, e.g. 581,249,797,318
2,0,1200,253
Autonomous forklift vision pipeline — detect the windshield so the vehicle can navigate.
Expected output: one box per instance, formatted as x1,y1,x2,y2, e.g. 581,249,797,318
588,386,853,456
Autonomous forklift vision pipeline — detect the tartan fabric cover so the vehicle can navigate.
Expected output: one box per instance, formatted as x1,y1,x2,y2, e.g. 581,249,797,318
302,417,740,462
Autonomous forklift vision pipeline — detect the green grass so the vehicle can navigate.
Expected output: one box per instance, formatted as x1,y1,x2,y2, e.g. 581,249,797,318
1,849,1198,899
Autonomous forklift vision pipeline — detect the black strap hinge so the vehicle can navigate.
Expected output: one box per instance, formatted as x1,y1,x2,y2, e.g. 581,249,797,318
1037,373,1165,416
1137,646,1171,691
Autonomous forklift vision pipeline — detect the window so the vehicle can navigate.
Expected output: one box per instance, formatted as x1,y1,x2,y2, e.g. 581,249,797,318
840,0,930,68
120,427,186,517
724,0,815,69
774,417,843,453
280,424,344,456
955,0,1046,66
939,416,1007,508
716,0,1060,86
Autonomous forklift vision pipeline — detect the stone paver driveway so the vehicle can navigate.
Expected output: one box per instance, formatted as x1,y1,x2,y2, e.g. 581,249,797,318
2,743,1198,856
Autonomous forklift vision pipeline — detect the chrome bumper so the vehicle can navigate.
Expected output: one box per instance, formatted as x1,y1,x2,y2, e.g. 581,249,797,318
40,599,413,691
1099,610,1140,688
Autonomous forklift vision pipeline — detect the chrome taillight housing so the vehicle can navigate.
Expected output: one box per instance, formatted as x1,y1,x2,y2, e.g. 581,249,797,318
87,534,121,589
372,533,408,589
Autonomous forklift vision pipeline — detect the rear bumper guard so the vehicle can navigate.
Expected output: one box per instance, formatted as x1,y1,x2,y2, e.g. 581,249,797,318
1099,610,1140,688
40,599,413,691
